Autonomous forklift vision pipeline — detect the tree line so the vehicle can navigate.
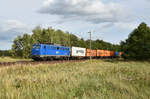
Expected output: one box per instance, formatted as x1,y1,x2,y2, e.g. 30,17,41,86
0,50,11,57
10,26,120,58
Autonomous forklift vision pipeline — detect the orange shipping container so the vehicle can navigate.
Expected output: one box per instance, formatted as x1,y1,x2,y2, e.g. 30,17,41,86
106,50,109,56
105,50,108,57
108,51,111,56
97,50,105,56
86,49,91,53
103,50,107,56
86,49,97,57
119,52,123,57
110,51,115,56
103,50,111,57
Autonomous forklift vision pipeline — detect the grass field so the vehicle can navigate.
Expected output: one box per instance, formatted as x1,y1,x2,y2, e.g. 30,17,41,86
0,57,33,62
0,60,149,99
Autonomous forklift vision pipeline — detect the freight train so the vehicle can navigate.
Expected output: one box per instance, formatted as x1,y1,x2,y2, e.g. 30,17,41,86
31,43,122,61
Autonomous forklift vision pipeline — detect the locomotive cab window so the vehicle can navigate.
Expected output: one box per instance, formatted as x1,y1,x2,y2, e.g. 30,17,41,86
32,45,41,49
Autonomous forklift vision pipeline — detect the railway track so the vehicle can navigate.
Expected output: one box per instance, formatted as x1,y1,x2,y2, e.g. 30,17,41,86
0,60,86,68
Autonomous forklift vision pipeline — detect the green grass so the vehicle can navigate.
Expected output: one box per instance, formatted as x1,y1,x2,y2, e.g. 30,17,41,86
0,57,33,62
0,60,150,99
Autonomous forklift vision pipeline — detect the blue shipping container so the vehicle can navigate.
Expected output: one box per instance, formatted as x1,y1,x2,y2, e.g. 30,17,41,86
115,52,119,57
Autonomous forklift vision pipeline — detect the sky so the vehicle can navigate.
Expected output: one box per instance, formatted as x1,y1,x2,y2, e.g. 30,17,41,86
0,0,150,50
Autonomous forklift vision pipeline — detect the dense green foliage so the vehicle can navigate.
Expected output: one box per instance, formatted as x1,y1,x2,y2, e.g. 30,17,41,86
0,50,11,57
0,60,150,98
121,22,150,60
11,26,120,58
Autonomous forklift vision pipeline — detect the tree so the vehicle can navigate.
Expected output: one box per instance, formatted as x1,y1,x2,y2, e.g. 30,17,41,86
121,22,150,60
70,34,79,46
31,26,43,44
11,36,24,57
22,34,32,58
11,34,32,58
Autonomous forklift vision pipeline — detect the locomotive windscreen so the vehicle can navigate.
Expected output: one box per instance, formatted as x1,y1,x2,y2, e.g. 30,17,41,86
32,45,41,49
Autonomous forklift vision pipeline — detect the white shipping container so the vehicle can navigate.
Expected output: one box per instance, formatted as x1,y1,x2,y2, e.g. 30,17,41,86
71,47,86,56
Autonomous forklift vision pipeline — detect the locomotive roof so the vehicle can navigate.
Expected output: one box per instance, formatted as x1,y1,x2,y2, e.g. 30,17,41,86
33,43,70,48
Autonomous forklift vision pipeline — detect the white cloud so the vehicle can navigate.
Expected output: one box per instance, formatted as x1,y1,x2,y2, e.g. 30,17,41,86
0,20,31,41
0,20,31,49
39,0,129,24
114,22,138,30
0,41,12,50
1,20,27,32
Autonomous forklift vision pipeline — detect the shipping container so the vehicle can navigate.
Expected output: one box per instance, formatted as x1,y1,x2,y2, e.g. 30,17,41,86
110,51,115,57
86,49,97,57
115,52,119,57
97,50,105,57
119,52,123,57
103,50,110,57
107,50,111,57
103,50,107,57
71,47,86,57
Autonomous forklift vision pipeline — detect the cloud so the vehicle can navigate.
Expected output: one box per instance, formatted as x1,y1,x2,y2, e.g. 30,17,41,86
0,20,31,41
39,0,129,24
0,20,31,49
114,22,138,30
0,41,12,50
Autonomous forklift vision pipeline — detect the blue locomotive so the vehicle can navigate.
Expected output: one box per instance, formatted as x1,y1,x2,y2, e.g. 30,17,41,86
31,44,70,60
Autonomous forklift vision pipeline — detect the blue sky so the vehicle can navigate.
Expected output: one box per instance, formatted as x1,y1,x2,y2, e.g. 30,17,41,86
0,0,150,50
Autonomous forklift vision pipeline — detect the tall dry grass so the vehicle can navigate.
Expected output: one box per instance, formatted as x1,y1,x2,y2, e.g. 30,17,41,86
0,57,32,62
0,60,149,99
